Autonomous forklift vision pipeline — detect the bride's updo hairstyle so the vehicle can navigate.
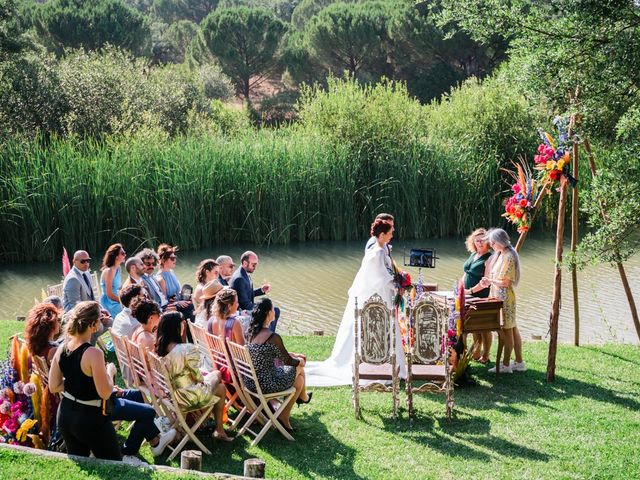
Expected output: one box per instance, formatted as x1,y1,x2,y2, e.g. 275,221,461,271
370,218,393,238
248,298,273,341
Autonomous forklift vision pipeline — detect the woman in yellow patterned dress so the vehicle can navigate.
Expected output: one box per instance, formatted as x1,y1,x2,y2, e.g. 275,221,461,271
154,311,233,441
480,228,526,374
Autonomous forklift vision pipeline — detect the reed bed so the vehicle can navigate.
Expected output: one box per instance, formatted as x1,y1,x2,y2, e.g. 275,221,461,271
0,127,505,262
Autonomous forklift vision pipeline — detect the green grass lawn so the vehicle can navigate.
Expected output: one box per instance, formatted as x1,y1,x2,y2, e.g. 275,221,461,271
1,319,639,479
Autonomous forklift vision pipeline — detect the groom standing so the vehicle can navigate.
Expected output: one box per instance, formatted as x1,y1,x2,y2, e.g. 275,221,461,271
230,250,280,332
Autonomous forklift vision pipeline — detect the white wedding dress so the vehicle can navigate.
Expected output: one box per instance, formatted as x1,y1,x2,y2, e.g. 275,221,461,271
305,242,406,387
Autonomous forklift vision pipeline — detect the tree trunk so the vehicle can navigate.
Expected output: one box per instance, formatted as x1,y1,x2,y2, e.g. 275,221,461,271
546,179,568,383
244,458,266,478
583,139,640,341
180,450,202,471
514,183,549,252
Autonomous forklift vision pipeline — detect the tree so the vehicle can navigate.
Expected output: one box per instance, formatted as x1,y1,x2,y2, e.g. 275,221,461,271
291,0,338,31
151,0,218,24
0,0,32,61
201,6,286,99
303,2,387,78
35,0,149,54
162,19,199,63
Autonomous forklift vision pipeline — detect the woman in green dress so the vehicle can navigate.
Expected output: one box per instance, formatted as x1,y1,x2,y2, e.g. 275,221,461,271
462,228,493,363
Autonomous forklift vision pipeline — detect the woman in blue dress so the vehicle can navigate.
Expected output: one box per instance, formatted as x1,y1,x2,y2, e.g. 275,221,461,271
156,244,182,300
99,243,125,318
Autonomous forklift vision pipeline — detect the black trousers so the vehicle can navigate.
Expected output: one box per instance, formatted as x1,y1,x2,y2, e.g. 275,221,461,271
57,397,121,460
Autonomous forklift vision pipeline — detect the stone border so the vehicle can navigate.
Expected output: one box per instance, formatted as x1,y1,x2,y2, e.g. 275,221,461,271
0,443,249,479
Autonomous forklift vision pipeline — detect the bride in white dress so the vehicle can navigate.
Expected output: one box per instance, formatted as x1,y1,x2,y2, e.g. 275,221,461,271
305,219,406,387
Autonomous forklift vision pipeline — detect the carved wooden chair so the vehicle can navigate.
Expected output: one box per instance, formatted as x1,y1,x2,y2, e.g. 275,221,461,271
352,294,400,420
405,293,454,419
226,340,296,445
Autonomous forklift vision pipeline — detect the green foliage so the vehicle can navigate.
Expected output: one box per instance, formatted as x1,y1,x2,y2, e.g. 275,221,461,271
151,0,218,24
161,19,199,63
0,52,67,138
199,62,234,100
303,1,387,78
290,0,337,31
35,0,149,55
255,89,300,126
201,6,286,98
423,76,542,166
0,0,33,60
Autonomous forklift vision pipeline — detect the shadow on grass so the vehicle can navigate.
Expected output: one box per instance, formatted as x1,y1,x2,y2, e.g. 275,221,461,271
582,346,640,367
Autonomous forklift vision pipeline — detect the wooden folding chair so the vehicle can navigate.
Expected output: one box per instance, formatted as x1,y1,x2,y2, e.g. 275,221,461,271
124,338,166,418
188,322,212,370
405,293,454,420
46,283,63,298
146,350,216,461
109,329,134,388
353,294,400,420
226,341,296,446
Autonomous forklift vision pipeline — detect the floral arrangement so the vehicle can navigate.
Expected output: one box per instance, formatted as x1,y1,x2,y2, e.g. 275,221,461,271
502,162,540,233
0,336,49,448
393,270,412,308
533,117,573,186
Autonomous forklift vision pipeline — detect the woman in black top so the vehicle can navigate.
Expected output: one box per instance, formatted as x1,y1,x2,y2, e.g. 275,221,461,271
462,228,494,363
49,301,121,460
246,298,311,431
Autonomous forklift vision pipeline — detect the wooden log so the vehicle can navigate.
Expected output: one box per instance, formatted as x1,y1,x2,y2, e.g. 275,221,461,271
312,329,324,336
570,122,580,347
546,179,568,383
180,450,202,471
583,139,640,341
243,458,266,478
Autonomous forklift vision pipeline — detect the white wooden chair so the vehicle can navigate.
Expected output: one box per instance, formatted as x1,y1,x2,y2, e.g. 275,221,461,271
146,350,216,461
188,322,213,371
226,341,296,446
405,293,454,420
109,329,134,389
124,338,166,418
46,283,63,298
352,294,400,420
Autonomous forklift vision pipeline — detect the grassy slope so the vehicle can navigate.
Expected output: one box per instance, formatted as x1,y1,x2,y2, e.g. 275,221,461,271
1,320,639,479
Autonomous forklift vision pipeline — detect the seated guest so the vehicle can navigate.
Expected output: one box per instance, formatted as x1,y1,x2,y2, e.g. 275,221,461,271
49,301,121,460
230,251,279,332
100,243,126,319
49,301,175,461
131,297,162,352
246,298,311,432
137,249,169,309
195,280,223,329
44,295,64,310
25,302,62,363
462,228,493,363
192,259,219,317
155,312,232,442
215,255,235,286
121,257,145,291
208,287,244,345
111,284,146,339
154,244,195,322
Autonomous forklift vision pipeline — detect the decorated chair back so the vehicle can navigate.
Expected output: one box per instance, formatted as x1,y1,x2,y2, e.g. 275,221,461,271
407,293,448,365
357,294,392,365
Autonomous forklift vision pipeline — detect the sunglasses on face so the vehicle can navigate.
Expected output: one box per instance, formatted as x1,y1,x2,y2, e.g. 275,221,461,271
79,259,91,264
143,261,156,267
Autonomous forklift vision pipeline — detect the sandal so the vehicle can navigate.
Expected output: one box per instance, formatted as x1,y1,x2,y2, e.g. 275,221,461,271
213,431,234,442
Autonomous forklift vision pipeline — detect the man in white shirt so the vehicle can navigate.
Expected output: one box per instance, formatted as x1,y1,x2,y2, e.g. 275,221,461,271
112,284,146,339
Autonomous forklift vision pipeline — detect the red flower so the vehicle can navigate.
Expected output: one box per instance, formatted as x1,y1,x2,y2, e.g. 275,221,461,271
515,210,523,218
519,199,528,207
549,169,561,181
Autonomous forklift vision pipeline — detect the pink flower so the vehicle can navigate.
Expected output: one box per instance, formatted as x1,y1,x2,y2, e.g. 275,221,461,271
10,401,24,415
512,184,521,194
3,417,19,433
0,402,10,416
22,383,36,397
537,144,546,154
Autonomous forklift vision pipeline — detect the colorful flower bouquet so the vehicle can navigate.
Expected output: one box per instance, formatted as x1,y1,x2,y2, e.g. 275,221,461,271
0,337,52,448
502,162,540,233
393,270,412,308
533,118,573,186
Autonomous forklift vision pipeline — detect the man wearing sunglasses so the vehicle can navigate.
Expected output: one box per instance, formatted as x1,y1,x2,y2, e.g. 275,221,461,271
62,250,113,344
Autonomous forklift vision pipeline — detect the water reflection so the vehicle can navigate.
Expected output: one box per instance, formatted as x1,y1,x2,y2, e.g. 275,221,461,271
1,238,638,344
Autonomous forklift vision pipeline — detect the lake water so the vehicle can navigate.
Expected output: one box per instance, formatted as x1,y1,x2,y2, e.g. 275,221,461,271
1,238,638,345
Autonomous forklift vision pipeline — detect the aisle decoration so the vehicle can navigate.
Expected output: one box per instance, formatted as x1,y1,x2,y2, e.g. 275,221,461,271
0,337,47,448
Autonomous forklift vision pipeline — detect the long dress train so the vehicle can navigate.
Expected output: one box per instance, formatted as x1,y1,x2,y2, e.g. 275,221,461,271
305,243,406,387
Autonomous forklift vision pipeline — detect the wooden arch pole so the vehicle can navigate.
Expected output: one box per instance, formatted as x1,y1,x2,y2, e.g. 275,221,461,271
571,128,580,346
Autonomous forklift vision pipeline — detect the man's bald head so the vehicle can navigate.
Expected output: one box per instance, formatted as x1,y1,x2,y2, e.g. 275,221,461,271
72,250,91,272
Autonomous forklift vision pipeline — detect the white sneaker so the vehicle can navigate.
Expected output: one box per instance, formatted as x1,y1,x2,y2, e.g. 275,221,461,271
488,364,512,374
151,428,177,457
123,455,149,466
511,361,527,372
